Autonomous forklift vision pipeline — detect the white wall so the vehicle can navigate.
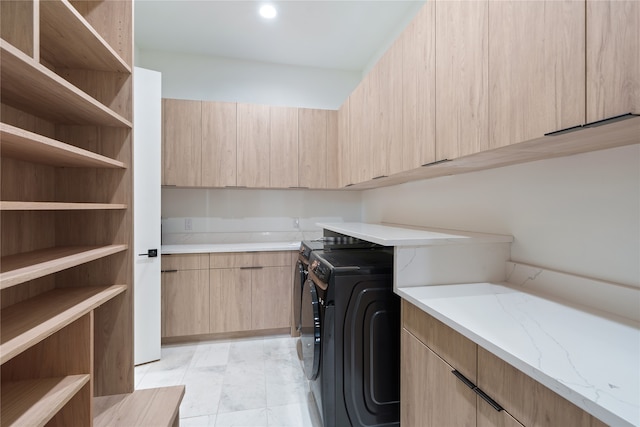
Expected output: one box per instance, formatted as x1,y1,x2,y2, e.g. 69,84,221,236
362,144,640,288
136,49,361,109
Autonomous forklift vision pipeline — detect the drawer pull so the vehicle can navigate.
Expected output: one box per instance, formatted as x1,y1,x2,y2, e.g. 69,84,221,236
475,387,504,412
451,370,503,412
240,266,264,270
451,370,475,390
161,269,178,273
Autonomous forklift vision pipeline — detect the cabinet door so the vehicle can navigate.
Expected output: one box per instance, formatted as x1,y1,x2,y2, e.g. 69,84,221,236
326,110,340,189
298,108,327,189
374,38,403,178
587,0,640,122
162,269,209,337
162,99,202,186
477,347,606,427
436,0,488,160
210,268,251,333
269,106,298,188
402,1,436,170
337,98,351,187
477,399,524,427
489,0,585,149
202,101,237,187
237,103,270,187
401,329,477,427
348,80,371,184
251,266,292,330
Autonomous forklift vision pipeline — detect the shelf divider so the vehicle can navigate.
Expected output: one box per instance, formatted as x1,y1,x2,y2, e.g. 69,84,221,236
1,375,90,427
1,285,127,364
0,245,128,290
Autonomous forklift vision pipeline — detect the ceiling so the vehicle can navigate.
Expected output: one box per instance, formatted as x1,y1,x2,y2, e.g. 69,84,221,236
134,1,424,72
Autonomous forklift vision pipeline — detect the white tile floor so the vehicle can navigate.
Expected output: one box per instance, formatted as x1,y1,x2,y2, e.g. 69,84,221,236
134,335,322,427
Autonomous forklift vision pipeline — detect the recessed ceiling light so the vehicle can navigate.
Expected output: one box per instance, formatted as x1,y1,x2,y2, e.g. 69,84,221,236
259,4,277,19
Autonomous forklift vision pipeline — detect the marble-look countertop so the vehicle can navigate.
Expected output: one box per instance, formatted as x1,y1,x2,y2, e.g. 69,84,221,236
318,222,513,246
397,283,640,427
162,241,301,254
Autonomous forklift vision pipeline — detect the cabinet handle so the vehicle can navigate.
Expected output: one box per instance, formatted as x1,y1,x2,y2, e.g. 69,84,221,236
372,175,388,180
421,159,450,167
451,370,504,412
161,269,178,273
474,387,504,412
544,124,582,136
451,370,475,390
583,112,637,128
240,266,263,270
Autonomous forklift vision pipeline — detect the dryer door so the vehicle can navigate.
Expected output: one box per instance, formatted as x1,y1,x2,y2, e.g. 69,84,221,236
300,279,321,380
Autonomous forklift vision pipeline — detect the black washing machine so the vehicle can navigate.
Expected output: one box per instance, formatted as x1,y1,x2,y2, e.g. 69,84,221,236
301,248,400,427
294,238,383,343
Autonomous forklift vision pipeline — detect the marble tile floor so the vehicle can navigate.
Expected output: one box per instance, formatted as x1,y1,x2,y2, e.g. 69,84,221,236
134,335,322,427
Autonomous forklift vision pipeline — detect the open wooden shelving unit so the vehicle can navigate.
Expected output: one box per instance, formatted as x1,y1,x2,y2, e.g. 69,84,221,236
1,1,183,425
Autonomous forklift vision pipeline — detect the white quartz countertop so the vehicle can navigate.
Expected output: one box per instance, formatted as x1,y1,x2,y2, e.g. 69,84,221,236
396,283,640,427
318,222,513,246
162,241,301,254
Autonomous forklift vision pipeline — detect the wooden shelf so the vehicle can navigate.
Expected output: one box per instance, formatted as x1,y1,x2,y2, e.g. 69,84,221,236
1,375,90,427
1,285,127,364
0,123,126,168
39,0,130,73
0,245,128,290
0,40,132,127
94,386,185,427
0,202,127,211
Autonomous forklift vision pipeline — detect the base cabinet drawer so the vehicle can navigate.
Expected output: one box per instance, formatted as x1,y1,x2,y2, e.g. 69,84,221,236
401,300,607,427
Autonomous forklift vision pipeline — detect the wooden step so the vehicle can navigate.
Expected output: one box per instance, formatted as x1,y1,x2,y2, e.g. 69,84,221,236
94,386,186,427
1,375,90,427
0,245,128,290
1,285,127,364
0,122,126,168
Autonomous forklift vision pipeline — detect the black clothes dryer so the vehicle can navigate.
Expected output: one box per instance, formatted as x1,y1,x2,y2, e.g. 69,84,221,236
301,248,400,427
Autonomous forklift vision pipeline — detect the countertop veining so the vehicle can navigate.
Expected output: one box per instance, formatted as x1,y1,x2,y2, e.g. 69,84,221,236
397,283,640,427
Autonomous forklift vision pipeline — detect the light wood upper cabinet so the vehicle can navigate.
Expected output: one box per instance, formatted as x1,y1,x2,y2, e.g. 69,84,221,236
299,108,327,189
374,37,403,178
402,1,436,170
337,99,351,187
270,106,298,188
436,0,489,160
348,80,371,185
489,0,585,149
162,98,202,186
587,0,640,122
237,103,270,187
202,101,237,187
326,110,340,189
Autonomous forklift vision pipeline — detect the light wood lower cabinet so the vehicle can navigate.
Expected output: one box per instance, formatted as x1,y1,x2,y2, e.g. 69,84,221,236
162,251,293,338
401,300,607,427
401,329,477,427
251,266,292,330
210,268,251,333
162,269,210,337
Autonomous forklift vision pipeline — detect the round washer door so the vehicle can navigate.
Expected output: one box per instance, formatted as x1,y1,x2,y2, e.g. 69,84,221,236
300,278,321,380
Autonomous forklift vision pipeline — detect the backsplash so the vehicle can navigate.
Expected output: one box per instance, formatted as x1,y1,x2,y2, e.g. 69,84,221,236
161,187,362,245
